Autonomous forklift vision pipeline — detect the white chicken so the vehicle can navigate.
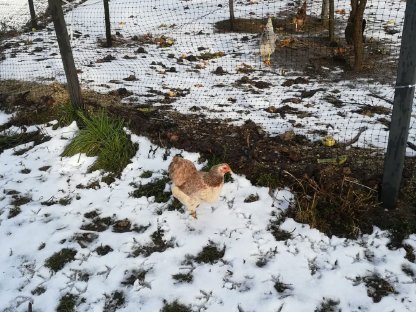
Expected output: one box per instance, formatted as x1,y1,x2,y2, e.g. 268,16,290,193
168,156,232,218
260,17,277,66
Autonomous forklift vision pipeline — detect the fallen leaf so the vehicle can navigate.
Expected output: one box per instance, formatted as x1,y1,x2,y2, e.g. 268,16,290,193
317,155,348,165
335,9,346,14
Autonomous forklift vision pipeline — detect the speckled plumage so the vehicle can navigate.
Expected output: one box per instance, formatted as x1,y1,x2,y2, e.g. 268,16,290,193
168,156,231,218
260,17,277,65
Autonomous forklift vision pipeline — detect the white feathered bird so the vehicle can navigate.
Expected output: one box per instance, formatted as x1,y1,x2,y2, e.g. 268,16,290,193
260,17,277,66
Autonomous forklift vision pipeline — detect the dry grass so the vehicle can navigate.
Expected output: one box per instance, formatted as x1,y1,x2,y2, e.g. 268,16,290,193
1,79,416,244
286,167,380,238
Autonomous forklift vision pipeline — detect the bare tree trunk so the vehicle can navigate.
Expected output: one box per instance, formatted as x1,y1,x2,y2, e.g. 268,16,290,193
321,0,329,26
229,0,235,31
351,0,367,70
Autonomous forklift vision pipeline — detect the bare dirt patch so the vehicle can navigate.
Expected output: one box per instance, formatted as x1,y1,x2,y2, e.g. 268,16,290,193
1,80,415,245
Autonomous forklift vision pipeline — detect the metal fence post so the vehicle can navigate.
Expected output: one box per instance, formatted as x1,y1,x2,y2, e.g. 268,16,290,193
381,0,416,209
103,0,112,47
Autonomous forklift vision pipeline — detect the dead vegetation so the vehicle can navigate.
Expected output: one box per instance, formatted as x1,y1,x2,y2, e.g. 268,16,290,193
130,177,171,203
186,242,226,265
0,130,50,154
285,166,380,238
161,300,192,312
131,228,174,257
354,273,397,303
214,14,398,83
1,80,416,247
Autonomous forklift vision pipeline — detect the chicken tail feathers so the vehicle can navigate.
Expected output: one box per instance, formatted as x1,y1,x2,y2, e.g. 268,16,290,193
168,156,198,186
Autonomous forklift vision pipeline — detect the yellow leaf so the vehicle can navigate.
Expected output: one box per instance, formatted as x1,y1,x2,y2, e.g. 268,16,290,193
322,135,336,147
317,155,348,165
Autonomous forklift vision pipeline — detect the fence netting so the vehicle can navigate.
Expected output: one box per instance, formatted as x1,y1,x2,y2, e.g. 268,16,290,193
0,0,414,156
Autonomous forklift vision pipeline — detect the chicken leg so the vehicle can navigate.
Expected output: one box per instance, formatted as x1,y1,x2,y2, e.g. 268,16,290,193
171,185,200,218
263,54,272,66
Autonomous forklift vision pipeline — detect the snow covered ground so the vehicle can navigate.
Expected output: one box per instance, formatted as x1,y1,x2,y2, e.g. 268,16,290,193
1,3,416,310
0,112,416,312
1,0,415,154
0,0,48,31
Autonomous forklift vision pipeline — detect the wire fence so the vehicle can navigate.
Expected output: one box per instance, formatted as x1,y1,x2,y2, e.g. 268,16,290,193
0,0,414,156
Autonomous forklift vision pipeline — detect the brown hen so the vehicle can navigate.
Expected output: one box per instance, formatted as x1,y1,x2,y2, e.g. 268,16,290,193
168,156,232,218
294,1,307,32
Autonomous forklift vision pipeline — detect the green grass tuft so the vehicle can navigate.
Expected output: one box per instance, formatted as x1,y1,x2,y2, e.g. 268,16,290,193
132,227,174,257
45,248,77,272
131,177,171,203
104,291,125,312
161,300,192,312
31,286,46,296
61,110,137,175
314,298,341,312
244,193,259,203
274,279,292,293
256,172,280,189
8,207,21,219
172,272,193,283
57,103,78,127
57,293,77,312
0,130,50,154
194,243,225,264
140,170,153,178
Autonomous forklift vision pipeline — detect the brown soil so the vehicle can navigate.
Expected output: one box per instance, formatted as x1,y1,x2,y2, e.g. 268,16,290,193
1,79,415,244
0,20,416,243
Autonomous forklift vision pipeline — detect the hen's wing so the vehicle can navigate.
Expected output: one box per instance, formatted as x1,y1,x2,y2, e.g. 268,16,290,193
168,156,198,187
260,18,276,58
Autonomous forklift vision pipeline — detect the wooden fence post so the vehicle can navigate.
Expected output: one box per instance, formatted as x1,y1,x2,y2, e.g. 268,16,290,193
329,0,334,41
321,0,329,26
229,0,235,31
103,0,112,47
381,0,416,209
28,0,37,30
47,0,84,111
